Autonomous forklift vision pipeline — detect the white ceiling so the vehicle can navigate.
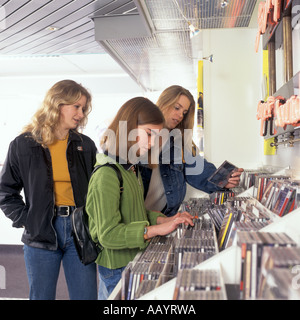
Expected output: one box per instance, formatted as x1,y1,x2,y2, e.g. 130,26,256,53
0,0,259,92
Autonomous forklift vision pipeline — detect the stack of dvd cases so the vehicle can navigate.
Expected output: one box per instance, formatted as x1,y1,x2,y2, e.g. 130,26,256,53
173,217,217,274
121,200,219,300
254,174,290,202
173,269,225,300
206,197,272,251
121,235,175,300
240,169,276,190
180,198,211,216
257,246,300,299
257,178,300,217
206,205,227,232
237,231,297,300
209,190,236,205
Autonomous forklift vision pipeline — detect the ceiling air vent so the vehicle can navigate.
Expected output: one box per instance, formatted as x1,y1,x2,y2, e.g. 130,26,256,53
91,0,153,40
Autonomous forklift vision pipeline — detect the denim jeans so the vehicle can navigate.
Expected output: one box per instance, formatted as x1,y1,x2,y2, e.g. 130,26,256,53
98,265,125,300
24,216,97,300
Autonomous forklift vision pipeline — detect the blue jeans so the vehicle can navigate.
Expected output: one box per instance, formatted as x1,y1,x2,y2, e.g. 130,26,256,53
24,216,97,300
98,265,125,300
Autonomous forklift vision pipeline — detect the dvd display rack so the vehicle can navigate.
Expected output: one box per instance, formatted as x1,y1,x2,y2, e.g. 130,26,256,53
133,172,300,300
108,167,300,300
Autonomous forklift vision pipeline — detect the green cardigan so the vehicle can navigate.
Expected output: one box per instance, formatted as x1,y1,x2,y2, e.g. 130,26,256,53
86,153,165,269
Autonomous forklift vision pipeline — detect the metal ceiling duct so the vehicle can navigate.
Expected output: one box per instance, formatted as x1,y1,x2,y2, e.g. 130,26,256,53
93,0,257,92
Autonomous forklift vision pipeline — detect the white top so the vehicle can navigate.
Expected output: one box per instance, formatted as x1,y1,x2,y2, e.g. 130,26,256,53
144,166,167,212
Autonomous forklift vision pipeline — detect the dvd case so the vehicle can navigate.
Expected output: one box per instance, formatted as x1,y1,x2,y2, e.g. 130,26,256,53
207,160,238,188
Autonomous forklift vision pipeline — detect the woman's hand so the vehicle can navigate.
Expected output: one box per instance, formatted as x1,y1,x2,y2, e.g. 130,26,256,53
156,211,194,225
147,211,194,240
225,168,244,189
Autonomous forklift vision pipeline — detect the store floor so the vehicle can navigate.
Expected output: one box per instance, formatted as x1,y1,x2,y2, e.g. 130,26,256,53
0,245,69,300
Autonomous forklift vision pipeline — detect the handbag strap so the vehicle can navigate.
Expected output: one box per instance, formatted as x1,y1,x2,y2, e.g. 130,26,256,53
92,163,123,195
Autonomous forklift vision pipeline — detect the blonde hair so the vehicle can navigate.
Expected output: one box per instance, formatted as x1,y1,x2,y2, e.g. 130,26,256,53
156,85,195,133
157,85,197,157
22,80,92,147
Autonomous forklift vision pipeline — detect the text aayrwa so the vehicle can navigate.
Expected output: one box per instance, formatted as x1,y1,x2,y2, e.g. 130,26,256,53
103,304,196,317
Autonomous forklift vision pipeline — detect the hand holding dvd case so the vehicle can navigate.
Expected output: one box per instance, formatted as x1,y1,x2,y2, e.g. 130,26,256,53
208,160,238,188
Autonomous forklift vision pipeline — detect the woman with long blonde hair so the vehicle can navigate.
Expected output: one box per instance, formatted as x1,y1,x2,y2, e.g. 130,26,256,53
0,80,98,300
23,79,92,145
141,85,243,217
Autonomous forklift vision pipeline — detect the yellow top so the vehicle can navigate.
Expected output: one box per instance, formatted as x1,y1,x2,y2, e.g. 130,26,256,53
48,135,75,206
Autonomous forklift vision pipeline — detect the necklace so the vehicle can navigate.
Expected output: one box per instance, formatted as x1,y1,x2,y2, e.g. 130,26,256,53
56,132,69,141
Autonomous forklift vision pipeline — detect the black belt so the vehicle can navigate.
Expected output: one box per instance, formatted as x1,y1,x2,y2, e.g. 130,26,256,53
55,205,75,217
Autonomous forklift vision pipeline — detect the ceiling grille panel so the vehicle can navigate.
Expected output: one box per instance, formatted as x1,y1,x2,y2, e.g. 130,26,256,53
146,0,257,30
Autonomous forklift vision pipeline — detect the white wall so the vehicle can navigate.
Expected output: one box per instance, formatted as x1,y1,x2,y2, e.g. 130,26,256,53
201,28,264,170
185,27,264,200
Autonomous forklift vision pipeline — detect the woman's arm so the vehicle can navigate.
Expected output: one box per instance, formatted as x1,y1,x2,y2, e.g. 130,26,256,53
86,166,150,250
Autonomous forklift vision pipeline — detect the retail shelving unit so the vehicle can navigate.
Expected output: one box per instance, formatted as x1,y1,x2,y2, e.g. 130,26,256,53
108,165,300,300
137,190,300,300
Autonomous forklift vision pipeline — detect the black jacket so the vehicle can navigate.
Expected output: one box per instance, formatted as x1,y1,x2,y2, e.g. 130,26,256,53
0,130,97,250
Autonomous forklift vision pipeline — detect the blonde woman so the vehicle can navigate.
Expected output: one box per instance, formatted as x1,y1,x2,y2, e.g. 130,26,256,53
0,80,98,300
141,85,243,217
